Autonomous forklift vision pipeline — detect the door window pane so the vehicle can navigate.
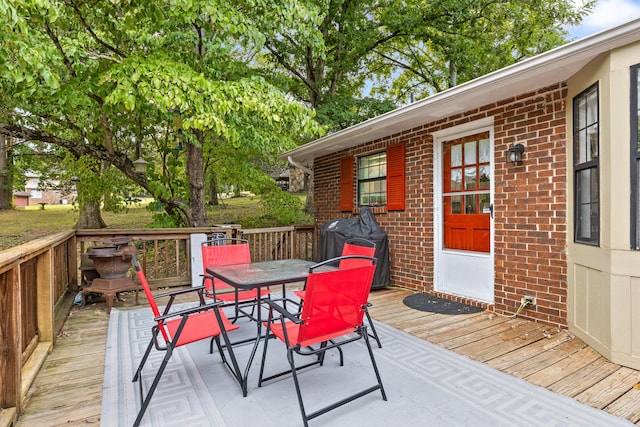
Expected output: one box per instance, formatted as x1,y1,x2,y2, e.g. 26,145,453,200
464,141,476,165
480,193,491,214
479,165,490,189
464,167,476,190
450,169,462,191
465,194,476,214
451,145,462,167
479,138,490,162
450,195,462,214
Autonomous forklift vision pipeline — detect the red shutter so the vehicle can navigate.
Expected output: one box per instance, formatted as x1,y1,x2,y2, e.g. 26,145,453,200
340,156,354,211
386,143,405,211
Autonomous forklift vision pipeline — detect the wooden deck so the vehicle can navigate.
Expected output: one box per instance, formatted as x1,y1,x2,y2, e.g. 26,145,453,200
15,287,640,426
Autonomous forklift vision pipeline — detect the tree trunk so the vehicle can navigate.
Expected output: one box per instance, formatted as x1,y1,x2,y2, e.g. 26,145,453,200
207,171,219,206
74,199,107,229
186,133,207,226
449,58,457,88
0,134,12,210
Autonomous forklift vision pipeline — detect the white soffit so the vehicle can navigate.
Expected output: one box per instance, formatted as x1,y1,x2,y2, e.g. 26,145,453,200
283,18,640,163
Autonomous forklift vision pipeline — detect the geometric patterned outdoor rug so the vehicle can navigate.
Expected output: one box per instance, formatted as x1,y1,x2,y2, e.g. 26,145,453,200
102,305,632,426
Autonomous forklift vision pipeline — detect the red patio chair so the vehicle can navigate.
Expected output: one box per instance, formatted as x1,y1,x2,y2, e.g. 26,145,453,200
295,237,382,348
200,237,271,323
258,255,386,427
131,254,243,427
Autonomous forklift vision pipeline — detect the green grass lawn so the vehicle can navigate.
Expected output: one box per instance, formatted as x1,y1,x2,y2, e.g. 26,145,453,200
0,196,267,251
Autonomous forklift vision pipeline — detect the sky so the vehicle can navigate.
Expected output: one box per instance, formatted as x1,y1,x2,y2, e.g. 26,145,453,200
567,0,640,39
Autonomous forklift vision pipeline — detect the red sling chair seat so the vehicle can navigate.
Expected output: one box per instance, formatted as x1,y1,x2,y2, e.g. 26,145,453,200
294,237,382,347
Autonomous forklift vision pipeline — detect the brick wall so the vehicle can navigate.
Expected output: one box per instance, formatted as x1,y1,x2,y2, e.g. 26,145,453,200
313,83,568,326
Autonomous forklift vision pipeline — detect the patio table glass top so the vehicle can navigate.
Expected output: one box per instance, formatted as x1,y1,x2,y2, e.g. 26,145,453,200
205,258,318,289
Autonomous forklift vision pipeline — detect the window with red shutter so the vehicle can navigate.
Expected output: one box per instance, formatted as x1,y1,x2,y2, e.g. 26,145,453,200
339,143,406,212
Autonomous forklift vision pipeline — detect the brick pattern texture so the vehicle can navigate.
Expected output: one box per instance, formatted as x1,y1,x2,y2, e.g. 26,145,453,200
313,84,568,326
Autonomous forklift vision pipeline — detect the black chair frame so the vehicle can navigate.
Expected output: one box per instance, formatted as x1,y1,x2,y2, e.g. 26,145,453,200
258,256,387,427
132,258,243,427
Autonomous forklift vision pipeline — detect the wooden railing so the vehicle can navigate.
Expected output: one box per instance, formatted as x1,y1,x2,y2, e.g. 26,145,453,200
75,224,316,286
0,231,77,426
240,224,315,262
0,224,316,427
75,226,242,288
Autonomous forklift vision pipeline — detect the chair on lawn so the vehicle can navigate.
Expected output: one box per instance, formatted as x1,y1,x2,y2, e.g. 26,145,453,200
200,237,271,323
295,237,382,348
258,255,386,427
131,254,243,427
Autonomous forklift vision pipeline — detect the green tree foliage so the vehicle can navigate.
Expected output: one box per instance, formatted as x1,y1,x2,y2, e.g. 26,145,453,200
0,0,322,227
372,0,596,101
255,0,593,114
0,0,594,227
256,0,396,122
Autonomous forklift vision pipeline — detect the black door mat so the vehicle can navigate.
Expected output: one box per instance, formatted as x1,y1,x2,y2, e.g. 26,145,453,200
403,293,484,315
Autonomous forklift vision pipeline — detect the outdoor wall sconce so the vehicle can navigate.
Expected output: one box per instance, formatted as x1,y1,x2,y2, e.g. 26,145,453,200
506,143,525,164
133,157,149,174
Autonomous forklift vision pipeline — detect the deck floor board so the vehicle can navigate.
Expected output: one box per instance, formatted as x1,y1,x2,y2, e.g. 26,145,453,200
15,287,640,425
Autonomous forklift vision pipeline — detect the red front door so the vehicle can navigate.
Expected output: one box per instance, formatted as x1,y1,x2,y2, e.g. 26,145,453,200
443,133,491,253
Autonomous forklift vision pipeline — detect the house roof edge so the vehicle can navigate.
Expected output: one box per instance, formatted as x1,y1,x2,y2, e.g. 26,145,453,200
282,18,640,163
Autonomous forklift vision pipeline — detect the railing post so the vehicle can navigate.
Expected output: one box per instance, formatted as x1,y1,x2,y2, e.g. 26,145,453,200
36,250,54,343
291,227,297,259
0,266,20,417
68,234,79,292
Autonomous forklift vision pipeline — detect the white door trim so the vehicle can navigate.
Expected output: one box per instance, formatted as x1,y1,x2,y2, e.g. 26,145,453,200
433,119,495,303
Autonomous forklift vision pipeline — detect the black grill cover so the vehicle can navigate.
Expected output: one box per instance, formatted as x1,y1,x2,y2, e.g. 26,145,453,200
318,207,390,289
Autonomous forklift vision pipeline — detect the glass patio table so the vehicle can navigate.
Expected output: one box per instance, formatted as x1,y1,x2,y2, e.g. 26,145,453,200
206,258,322,396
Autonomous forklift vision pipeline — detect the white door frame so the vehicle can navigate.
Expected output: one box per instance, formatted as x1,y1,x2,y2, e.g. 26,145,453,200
433,118,495,303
